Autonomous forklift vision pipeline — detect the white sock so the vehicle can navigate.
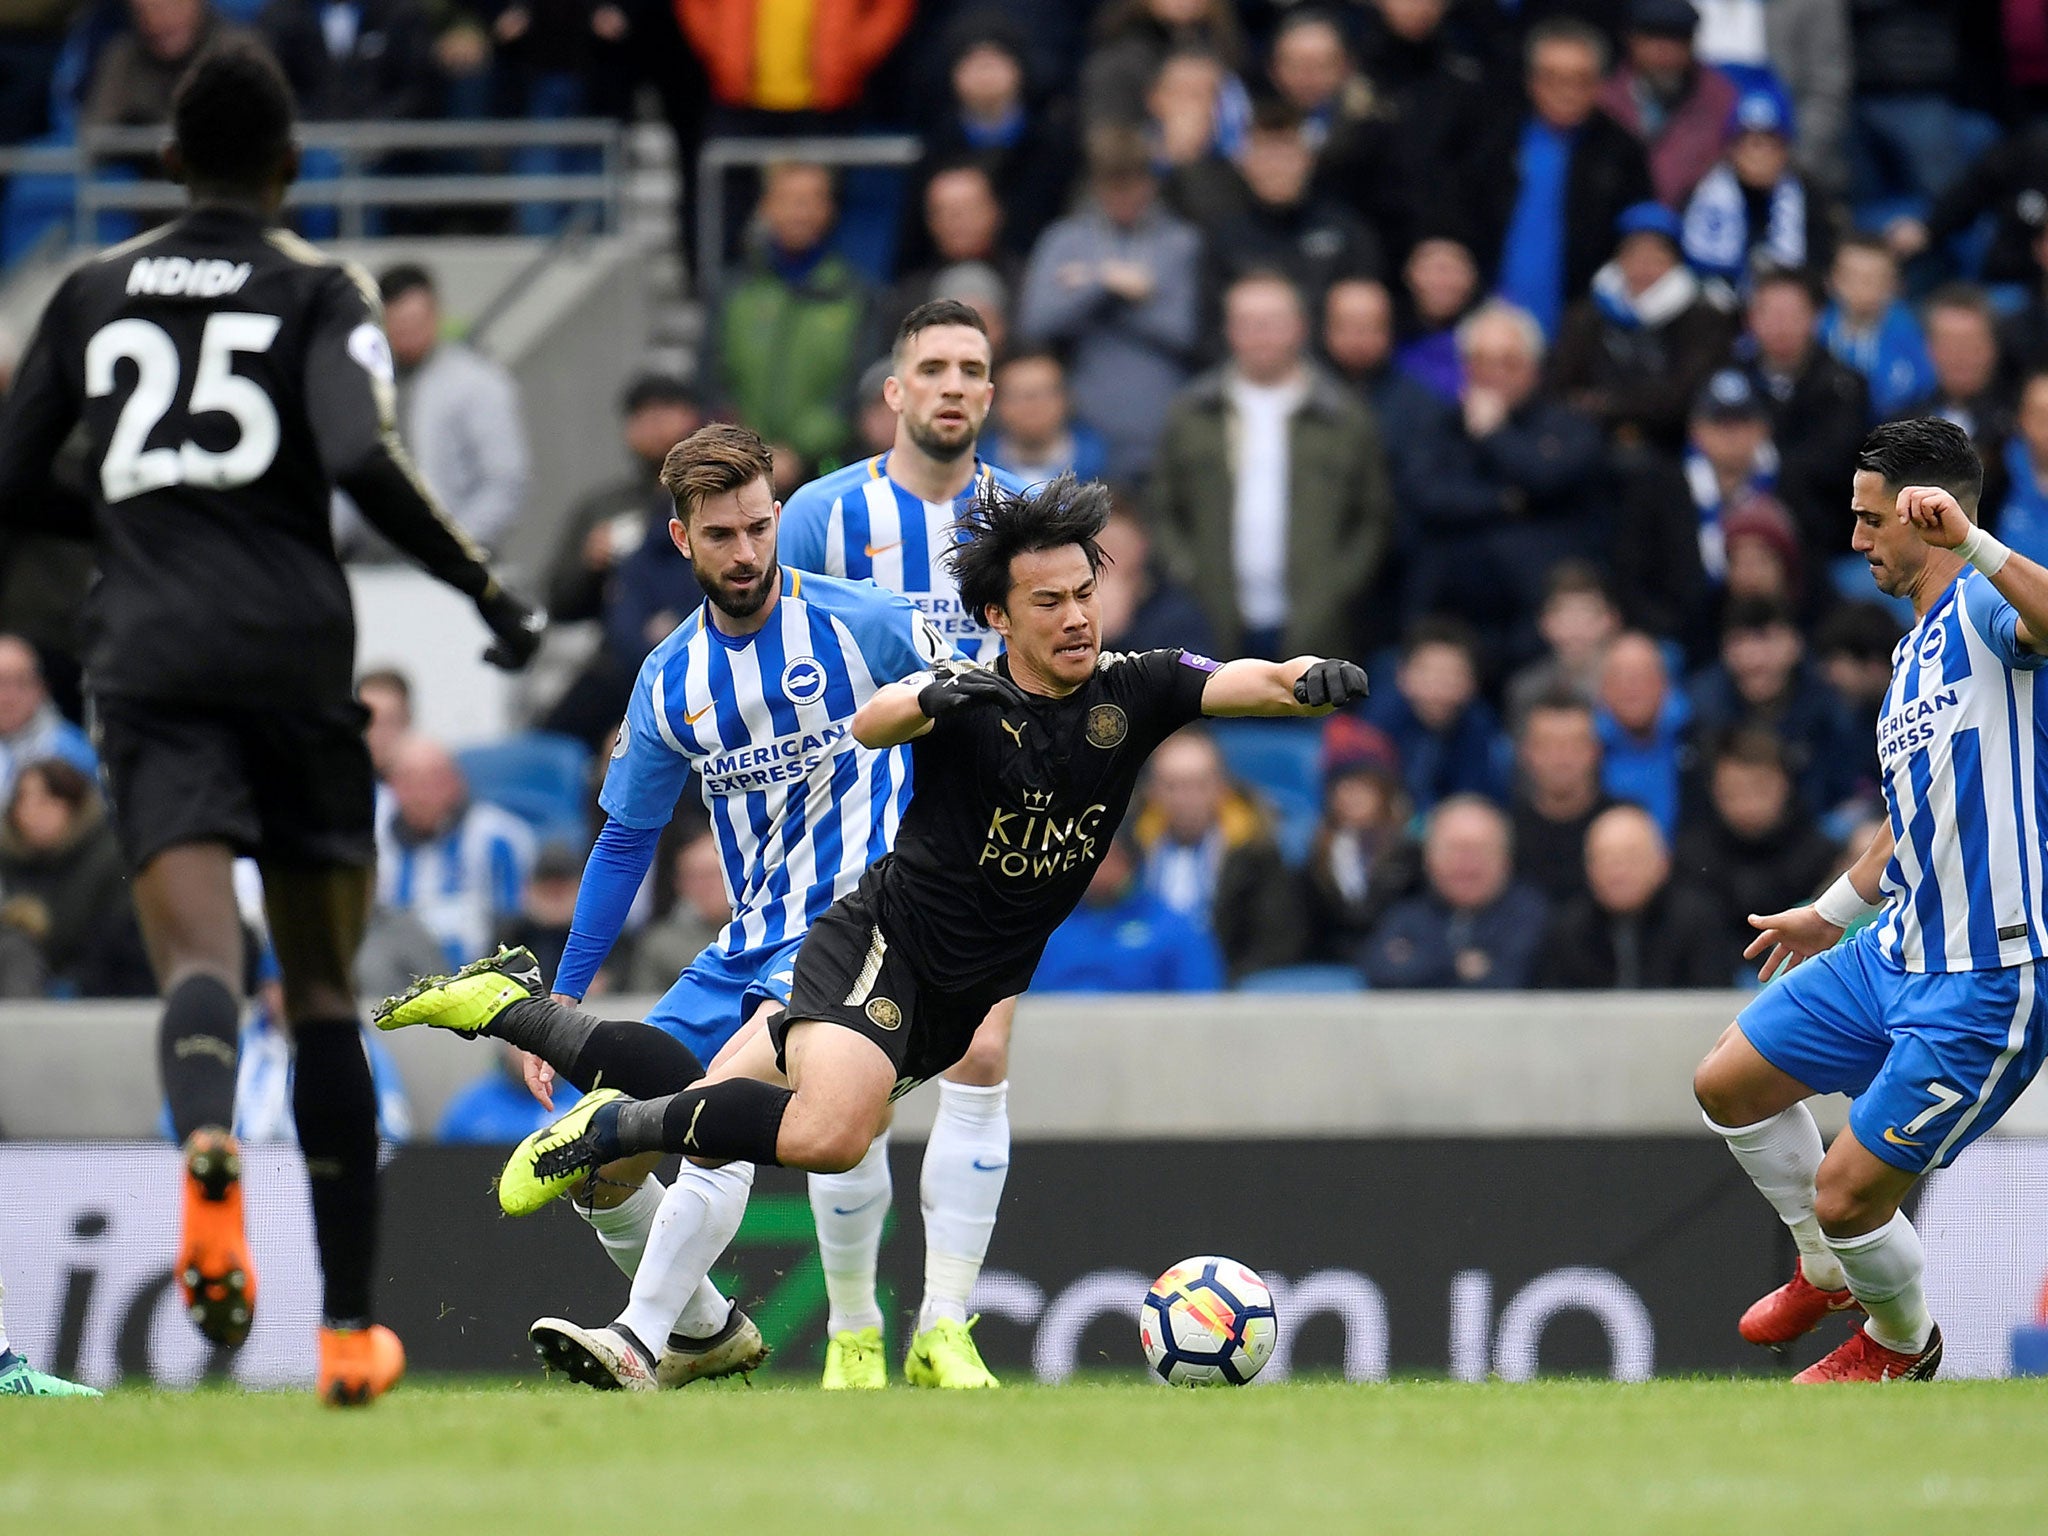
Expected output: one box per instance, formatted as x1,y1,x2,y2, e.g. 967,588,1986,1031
574,1174,664,1278
0,1273,11,1357
809,1130,891,1336
1826,1212,1934,1353
672,1277,732,1340
1705,1106,1846,1291
918,1079,1010,1332
613,1160,754,1349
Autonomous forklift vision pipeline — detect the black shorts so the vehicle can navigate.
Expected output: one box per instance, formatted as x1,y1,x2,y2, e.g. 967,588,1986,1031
773,886,996,1092
93,694,376,873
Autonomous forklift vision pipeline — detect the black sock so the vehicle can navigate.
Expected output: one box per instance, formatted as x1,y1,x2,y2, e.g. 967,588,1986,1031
489,999,706,1099
292,1021,379,1327
608,1080,793,1166
159,974,241,1143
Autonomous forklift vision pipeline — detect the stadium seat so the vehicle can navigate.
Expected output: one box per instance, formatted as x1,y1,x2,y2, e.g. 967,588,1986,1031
455,730,592,852
1235,964,1366,993
1206,717,1324,866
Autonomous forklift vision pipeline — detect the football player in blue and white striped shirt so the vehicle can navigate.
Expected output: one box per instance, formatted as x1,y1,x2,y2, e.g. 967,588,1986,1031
780,301,1028,1388
1695,419,2048,1383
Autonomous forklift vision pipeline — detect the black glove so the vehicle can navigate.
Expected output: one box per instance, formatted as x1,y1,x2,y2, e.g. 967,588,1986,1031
918,665,1027,719
1294,658,1370,709
477,582,545,671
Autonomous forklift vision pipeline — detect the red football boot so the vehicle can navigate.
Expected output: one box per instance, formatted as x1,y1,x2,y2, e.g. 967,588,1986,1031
1739,1260,1863,1347
1794,1324,1943,1383
176,1129,257,1348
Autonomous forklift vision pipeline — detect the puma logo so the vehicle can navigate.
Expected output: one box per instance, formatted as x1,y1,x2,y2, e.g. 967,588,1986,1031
681,1099,706,1149
683,702,713,725
864,539,903,557
1000,719,1025,748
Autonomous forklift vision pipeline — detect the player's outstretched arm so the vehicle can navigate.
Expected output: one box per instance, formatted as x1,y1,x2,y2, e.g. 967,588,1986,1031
1900,483,2048,653
1744,821,1895,982
854,664,1026,747
1200,657,1369,717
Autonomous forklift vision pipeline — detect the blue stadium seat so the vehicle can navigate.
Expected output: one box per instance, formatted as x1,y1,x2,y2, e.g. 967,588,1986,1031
1206,717,1324,866
455,731,592,852
1235,964,1366,993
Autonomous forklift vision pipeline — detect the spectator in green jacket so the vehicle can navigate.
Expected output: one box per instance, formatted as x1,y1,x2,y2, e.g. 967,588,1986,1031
1147,268,1391,660
709,162,875,476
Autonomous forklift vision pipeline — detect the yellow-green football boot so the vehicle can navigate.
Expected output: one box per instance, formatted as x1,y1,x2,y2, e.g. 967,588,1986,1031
497,1088,624,1216
820,1326,887,1389
374,946,544,1036
904,1315,999,1389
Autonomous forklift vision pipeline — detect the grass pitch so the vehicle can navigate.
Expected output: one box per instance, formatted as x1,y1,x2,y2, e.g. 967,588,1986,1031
5,1377,2045,1536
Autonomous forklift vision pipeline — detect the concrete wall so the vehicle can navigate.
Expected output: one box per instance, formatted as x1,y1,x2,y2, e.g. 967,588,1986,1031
11,989,2045,1143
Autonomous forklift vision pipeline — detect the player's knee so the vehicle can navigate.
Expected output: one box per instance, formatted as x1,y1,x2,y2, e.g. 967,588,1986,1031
947,1031,1008,1086
1812,1166,1895,1236
1692,1055,1739,1125
791,1125,872,1174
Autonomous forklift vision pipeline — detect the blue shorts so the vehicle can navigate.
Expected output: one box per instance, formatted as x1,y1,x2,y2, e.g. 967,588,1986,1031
643,935,805,1064
1736,929,2048,1174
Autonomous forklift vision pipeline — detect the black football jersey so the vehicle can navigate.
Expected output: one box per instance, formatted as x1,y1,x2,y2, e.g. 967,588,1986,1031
0,204,493,708
872,647,1215,997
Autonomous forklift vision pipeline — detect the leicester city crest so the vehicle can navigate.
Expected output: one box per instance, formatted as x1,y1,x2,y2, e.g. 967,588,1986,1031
1085,703,1128,749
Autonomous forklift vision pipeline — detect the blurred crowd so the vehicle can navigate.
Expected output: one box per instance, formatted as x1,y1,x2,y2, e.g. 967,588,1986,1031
8,0,2048,1129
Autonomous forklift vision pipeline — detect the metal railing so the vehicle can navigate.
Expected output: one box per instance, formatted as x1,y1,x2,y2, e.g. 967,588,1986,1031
695,133,921,287
0,119,627,243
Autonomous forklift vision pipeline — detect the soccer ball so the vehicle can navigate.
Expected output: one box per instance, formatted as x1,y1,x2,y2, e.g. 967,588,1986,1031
1139,1256,1278,1386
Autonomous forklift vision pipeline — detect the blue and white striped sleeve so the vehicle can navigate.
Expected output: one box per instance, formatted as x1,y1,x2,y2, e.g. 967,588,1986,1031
779,483,832,574
848,588,960,685
599,657,696,828
1962,572,2048,672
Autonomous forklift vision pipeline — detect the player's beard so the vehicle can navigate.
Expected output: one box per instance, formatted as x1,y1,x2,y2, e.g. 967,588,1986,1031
702,557,779,620
905,411,977,463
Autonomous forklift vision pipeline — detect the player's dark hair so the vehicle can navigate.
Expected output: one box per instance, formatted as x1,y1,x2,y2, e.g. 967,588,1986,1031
894,298,989,363
660,423,776,523
948,472,1111,623
378,263,435,306
171,42,294,192
1855,417,1984,514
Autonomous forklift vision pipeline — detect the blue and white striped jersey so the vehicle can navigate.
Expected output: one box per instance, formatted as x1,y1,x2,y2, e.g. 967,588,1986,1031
779,454,1028,662
1871,569,2048,972
600,567,952,955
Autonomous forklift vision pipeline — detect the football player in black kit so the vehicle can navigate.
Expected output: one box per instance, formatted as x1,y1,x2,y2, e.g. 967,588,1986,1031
386,474,1364,1228
0,46,541,1404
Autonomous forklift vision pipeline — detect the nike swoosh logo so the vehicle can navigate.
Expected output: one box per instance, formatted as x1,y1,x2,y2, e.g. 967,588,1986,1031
683,702,712,725
864,540,902,557
1883,1128,1923,1147
971,1158,1008,1172
830,1194,886,1217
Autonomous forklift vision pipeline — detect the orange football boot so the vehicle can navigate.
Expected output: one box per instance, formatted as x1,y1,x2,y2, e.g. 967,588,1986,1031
1794,1325,1943,1383
318,1324,406,1406
1739,1259,1863,1347
177,1129,257,1348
